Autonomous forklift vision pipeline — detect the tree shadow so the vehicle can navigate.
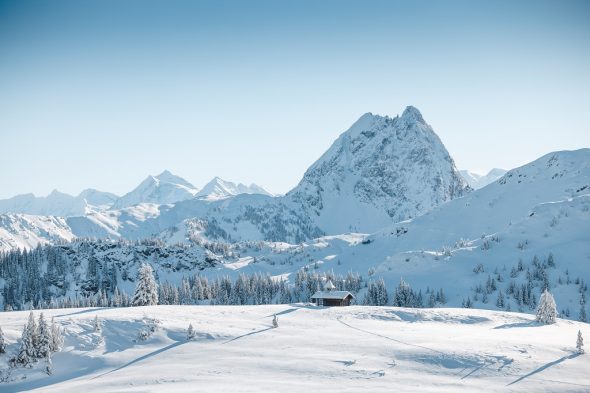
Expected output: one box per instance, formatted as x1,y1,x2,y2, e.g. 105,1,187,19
91,340,187,380
507,353,580,386
493,320,540,329
291,303,319,310
265,307,299,318
54,307,114,318
223,327,274,344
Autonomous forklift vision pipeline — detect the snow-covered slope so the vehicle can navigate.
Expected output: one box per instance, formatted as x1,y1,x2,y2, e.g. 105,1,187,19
111,170,199,209
287,106,470,233
0,214,76,251
377,149,590,250
0,305,588,392
0,189,118,217
460,168,507,189
196,177,273,200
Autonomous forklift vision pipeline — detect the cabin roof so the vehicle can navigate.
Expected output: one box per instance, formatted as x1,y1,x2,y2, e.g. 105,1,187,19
311,290,355,300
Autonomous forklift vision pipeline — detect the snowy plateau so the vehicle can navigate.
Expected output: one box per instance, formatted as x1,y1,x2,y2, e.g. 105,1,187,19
0,306,588,392
0,106,589,392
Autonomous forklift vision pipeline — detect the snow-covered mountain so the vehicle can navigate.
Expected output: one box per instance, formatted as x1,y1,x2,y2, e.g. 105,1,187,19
1,105,467,245
196,177,273,201
459,168,507,189
0,148,588,322
0,189,118,217
0,214,76,251
111,170,199,209
287,106,470,234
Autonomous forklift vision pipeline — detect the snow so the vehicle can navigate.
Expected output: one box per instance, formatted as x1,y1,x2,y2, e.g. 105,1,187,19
459,168,507,189
0,305,588,392
311,291,353,300
196,177,274,201
111,171,199,209
0,189,118,217
0,214,76,251
287,106,470,234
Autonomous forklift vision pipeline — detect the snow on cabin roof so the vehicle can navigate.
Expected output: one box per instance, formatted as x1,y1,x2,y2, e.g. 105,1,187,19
311,290,354,300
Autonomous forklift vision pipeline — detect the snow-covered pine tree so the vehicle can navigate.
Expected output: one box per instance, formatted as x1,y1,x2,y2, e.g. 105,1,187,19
577,330,584,354
36,312,51,358
496,290,505,308
25,312,38,358
0,325,6,354
272,314,278,328
112,287,122,307
93,315,101,333
536,289,557,324
50,317,63,352
132,263,159,306
15,313,37,368
187,323,196,341
580,293,587,323
15,324,32,367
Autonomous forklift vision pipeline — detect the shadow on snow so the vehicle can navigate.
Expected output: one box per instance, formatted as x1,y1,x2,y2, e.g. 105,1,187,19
507,353,580,386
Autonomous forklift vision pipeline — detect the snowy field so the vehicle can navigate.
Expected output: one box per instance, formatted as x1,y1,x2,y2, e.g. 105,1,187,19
0,305,588,392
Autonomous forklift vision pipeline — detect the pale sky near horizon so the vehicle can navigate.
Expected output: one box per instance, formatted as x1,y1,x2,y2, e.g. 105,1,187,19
0,0,589,199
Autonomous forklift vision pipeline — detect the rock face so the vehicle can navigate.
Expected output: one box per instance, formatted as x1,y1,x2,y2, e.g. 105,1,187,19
287,106,470,233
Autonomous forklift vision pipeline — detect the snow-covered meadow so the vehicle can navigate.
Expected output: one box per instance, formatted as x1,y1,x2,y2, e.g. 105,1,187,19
0,305,588,392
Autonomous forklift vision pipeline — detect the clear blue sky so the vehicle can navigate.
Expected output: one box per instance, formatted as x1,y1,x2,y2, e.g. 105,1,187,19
1,0,589,198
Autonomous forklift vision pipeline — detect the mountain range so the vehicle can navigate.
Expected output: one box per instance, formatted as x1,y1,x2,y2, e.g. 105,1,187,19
0,173,272,217
0,106,588,320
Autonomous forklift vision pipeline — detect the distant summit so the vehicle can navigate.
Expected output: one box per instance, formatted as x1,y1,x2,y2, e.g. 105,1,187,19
287,106,470,233
0,189,118,217
196,177,273,201
111,171,199,209
459,168,507,189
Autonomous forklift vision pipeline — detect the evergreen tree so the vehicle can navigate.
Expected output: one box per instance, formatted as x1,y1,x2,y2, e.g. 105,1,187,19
580,293,587,323
93,315,101,333
393,279,415,307
187,323,196,340
132,264,159,306
577,330,584,354
272,314,278,328
496,290,505,308
112,287,122,307
49,317,63,352
0,325,6,354
536,289,557,324
15,314,37,368
428,293,436,308
462,297,473,308
36,312,51,358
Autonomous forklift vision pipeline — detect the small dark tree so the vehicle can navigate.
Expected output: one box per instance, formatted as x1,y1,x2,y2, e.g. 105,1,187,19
0,325,6,354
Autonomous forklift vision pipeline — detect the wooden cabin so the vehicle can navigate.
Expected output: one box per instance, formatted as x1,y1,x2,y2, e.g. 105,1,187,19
311,280,354,307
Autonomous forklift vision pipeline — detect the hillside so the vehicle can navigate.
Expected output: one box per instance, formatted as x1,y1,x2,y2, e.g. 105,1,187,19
0,305,588,392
